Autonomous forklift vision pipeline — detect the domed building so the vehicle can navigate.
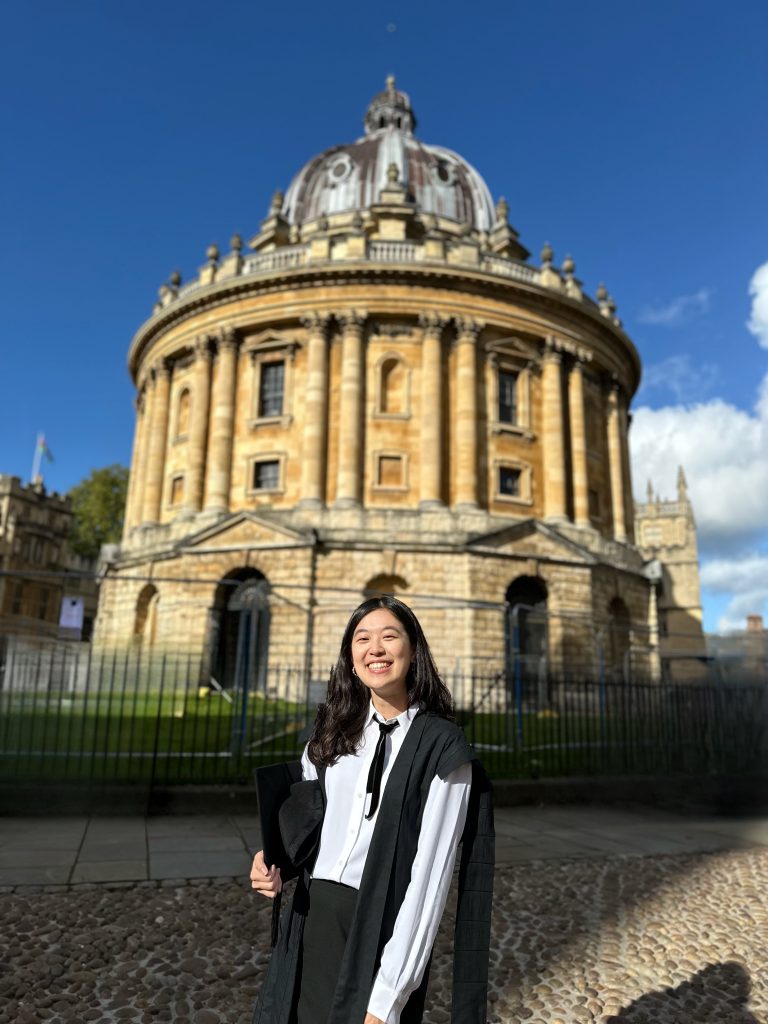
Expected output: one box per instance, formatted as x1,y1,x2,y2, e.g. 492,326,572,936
96,78,689,688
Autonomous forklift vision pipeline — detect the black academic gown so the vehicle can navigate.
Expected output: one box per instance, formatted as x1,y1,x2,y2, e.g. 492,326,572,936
252,712,495,1024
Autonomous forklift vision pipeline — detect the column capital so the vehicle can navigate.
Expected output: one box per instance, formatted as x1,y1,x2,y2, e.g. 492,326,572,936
193,335,212,361
572,346,592,366
217,326,239,352
455,317,484,341
419,313,447,336
339,310,367,332
301,312,331,334
606,374,627,401
543,335,564,362
152,358,171,381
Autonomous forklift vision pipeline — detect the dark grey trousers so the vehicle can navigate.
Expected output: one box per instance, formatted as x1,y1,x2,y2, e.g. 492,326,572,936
294,879,360,1024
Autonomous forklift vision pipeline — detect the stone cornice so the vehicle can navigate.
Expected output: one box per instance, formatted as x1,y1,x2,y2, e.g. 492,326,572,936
128,260,641,393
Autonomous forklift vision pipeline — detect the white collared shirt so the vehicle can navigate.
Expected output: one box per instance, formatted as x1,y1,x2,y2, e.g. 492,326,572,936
301,702,472,1024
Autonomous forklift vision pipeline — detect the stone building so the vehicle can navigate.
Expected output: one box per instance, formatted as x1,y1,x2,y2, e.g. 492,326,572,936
705,614,767,683
634,467,706,679
0,475,97,640
96,78,697,690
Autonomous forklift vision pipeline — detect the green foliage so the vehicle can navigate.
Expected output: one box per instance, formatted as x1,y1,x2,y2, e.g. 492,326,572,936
68,464,129,559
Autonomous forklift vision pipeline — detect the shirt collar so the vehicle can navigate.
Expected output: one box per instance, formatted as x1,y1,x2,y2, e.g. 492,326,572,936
365,700,419,730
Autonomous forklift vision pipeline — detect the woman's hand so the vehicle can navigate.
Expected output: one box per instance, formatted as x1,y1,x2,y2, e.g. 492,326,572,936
363,1015,385,1024
249,850,282,898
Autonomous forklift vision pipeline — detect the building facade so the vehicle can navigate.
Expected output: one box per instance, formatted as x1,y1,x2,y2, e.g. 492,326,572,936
95,78,698,689
0,475,97,640
635,468,706,679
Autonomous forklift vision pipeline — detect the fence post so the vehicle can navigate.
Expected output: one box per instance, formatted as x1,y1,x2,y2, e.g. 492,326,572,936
596,632,607,748
512,611,524,746
148,652,168,801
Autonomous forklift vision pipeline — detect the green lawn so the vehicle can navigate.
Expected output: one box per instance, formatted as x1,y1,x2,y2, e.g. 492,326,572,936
1,689,756,784
0,690,309,784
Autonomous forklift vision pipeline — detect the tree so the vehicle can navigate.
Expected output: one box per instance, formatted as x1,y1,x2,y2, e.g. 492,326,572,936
68,464,129,559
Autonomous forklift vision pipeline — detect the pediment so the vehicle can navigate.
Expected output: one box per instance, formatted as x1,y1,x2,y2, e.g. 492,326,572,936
486,335,540,362
467,519,597,564
179,511,313,552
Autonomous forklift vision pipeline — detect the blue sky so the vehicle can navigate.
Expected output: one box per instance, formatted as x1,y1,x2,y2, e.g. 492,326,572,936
1,1,766,632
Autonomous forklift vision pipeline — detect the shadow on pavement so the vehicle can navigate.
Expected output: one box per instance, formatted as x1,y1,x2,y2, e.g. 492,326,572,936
607,961,761,1023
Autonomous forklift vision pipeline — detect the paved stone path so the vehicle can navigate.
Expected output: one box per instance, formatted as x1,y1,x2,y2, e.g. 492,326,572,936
0,807,766,1023
2,806,767,886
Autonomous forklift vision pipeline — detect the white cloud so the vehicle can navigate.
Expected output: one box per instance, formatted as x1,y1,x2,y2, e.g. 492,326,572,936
631,379,768,546
747,261,768,349
632,261,768,634
701,554,768,632
637,288,711,326
639,354,718,402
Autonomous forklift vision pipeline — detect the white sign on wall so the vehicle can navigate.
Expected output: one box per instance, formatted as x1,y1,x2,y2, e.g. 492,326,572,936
59,595,85,631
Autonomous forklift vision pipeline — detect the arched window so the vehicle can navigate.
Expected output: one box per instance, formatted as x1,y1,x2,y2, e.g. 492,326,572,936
134,584,159,646
363,574,409,597
176,388,191,439
378,356,407,415
505,576,548,699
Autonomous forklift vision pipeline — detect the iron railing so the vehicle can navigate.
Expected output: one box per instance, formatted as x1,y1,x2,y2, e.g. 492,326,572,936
1,634,765,789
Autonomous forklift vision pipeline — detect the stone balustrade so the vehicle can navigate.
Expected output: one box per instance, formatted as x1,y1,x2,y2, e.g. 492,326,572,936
152,237,563,312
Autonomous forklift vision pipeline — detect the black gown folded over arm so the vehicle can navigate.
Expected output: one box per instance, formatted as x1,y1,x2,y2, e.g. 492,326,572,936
254,760,326,946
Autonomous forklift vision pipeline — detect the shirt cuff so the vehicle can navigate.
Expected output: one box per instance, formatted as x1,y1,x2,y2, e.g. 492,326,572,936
367,971,405,1024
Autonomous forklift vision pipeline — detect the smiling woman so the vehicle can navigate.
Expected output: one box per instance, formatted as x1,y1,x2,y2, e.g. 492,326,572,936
249,596,494,1024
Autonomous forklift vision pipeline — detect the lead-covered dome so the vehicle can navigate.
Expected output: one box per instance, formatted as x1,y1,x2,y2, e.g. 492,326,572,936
282,76,497,232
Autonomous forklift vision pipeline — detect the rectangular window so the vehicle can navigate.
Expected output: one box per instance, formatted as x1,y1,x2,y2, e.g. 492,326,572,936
499,467,521,497
498,370,518,424
643,524,663,545
253,459,280,491
38,588,49,620
11,584,23,615
378,455,404,488
259,361,285,417
170,475,184,506
589,488,600,517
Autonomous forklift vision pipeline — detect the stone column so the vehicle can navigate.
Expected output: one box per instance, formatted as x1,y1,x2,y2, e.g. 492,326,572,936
419,314,445,507
607,380,627,542
184,337,212,515
204,329,239,514
299,313,330,508
335,311,366,507
454,318,481,509
620,400,635,542
568,356,590,527
123,389,145,535
142,360,171,525
541,340,567,521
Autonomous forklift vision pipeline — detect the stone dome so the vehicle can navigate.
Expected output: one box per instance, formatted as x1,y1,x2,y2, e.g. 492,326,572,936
281,76,497,232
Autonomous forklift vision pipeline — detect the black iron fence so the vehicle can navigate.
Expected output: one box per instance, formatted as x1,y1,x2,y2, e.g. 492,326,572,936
1,634,766,790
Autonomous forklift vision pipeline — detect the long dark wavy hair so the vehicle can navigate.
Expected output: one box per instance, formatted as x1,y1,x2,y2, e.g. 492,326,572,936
307,596,454,768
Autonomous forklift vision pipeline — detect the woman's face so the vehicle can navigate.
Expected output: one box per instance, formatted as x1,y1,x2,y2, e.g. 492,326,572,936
350,608,414,706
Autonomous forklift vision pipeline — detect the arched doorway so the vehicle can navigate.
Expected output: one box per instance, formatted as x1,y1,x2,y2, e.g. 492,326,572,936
134,584,159,647
505,576,548,700
607,596,631,681
210,570,271,693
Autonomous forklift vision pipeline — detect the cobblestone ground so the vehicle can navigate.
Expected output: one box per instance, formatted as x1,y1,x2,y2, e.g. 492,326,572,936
0,849,766,1024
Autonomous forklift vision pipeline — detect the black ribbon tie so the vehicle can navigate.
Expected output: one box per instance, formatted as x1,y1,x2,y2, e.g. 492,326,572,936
365,716,399,820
